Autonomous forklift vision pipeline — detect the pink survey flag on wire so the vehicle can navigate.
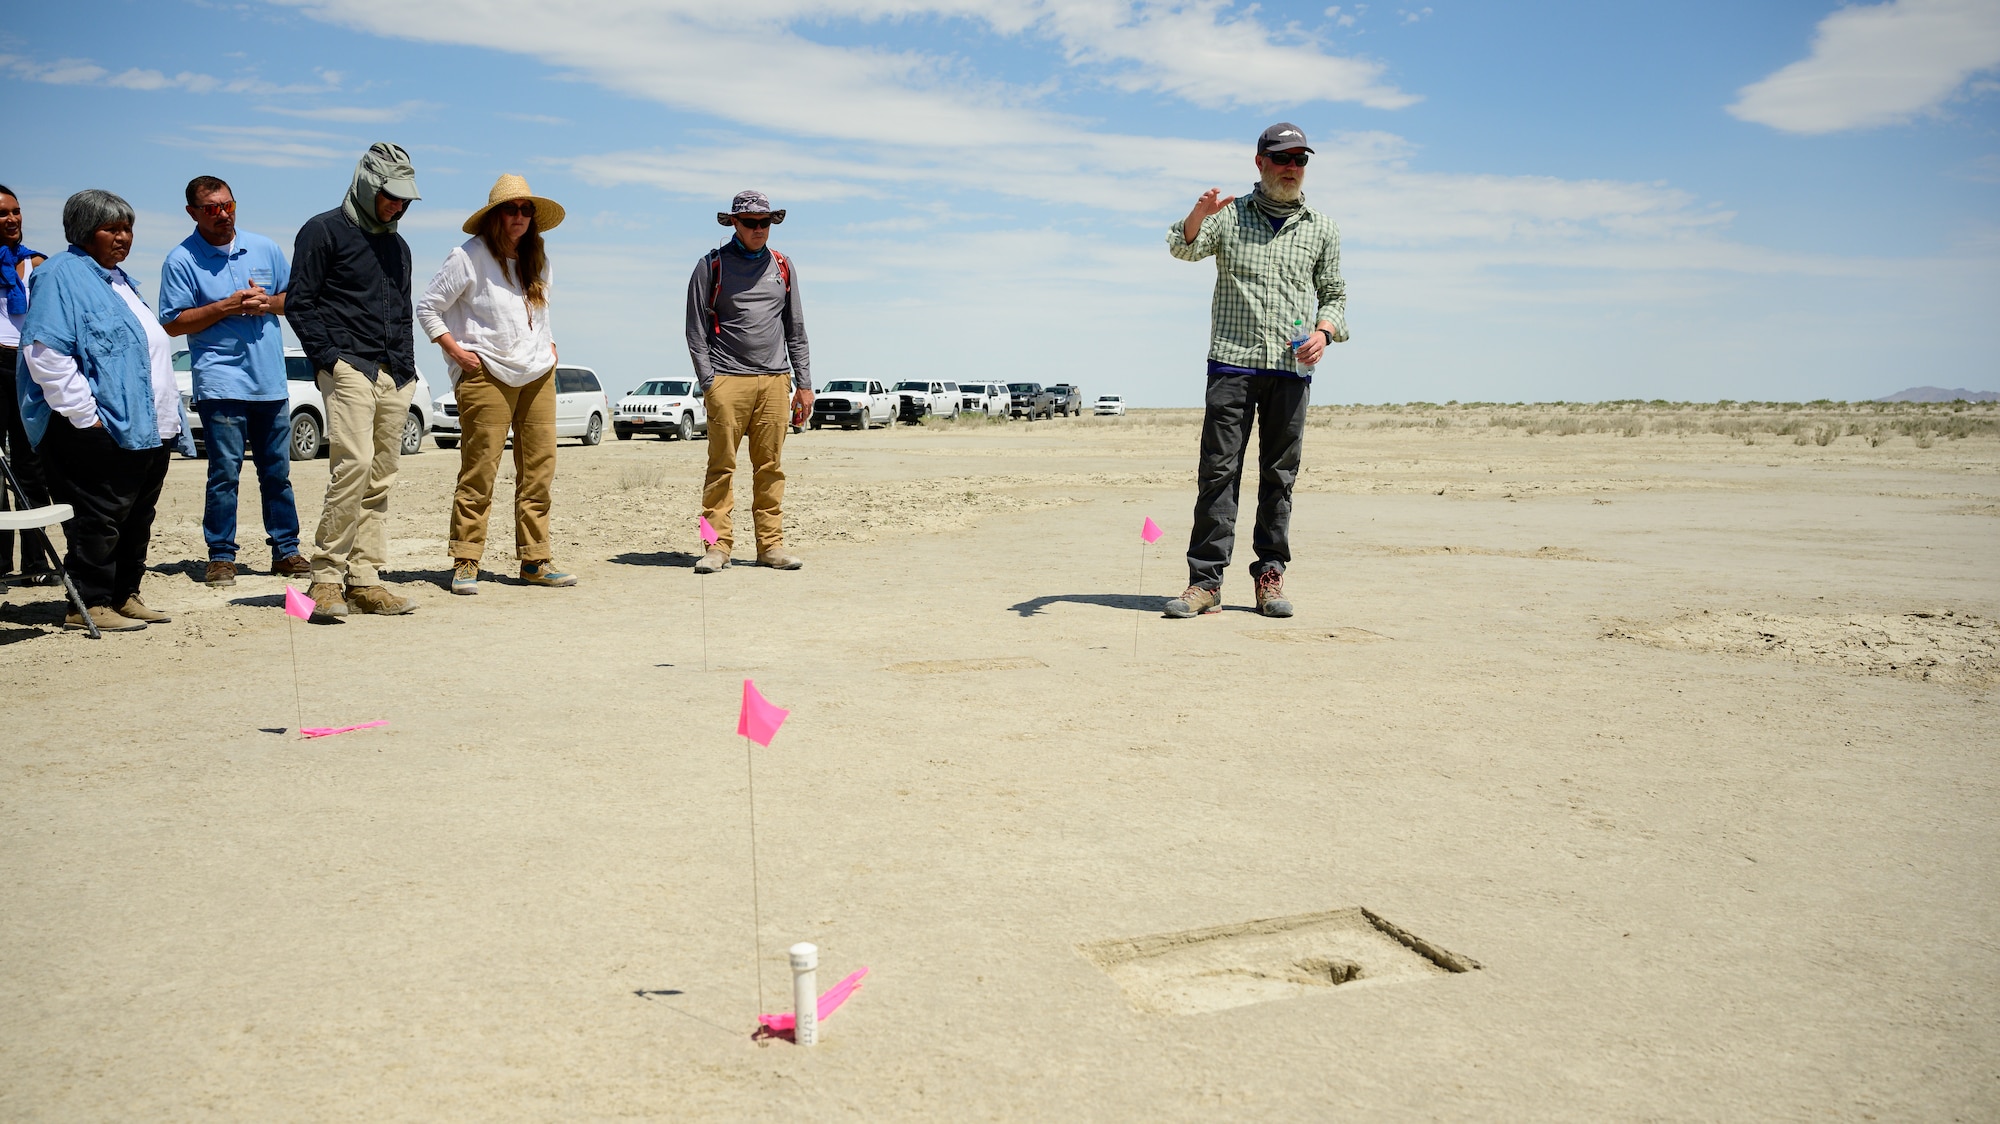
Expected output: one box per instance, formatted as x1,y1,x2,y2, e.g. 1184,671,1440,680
302,720,388,739
759,967,868,1033
283,584,314,620
698,516,719,546
738,679,789,747
1141,517,1163,544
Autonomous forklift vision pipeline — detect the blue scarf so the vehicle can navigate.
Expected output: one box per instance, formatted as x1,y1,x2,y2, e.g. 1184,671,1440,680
0,242,42,317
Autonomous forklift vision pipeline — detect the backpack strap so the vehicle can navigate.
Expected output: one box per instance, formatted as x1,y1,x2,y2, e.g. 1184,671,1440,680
707,246,790,337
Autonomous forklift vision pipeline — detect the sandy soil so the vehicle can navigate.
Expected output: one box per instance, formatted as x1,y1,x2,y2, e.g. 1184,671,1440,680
3,409,1996,1120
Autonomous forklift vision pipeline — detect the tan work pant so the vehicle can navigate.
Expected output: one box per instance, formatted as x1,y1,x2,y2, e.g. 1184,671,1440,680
311,360,416,588
449,364,557,564
702,373,791,555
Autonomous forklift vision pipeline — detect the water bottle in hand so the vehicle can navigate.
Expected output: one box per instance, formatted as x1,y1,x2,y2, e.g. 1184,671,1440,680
1289,318,1316,375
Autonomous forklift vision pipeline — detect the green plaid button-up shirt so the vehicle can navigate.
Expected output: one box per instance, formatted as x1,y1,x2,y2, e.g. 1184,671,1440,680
1168,197,1348,375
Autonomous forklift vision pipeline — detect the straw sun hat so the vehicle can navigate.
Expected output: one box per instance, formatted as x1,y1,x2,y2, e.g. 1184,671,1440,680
461,173,565,235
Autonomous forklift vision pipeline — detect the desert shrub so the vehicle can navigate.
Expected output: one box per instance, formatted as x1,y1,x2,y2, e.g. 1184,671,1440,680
1620,419,1645,437
1813,423,1839,446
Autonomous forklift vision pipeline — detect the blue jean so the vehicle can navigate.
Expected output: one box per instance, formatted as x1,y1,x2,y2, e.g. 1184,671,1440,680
197,399,300,562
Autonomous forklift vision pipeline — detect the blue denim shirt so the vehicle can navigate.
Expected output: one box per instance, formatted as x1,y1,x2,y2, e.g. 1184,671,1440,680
15,246,194,453
158,230,291,402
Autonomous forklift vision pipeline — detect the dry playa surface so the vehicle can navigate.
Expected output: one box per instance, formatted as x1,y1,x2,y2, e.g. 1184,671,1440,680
3,406,1998,1120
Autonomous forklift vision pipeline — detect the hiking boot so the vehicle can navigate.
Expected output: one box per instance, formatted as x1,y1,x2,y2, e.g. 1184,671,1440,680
757,550,803,570
693,549,730,574
271,553,311,577
116,596,172,623
67,605,146,632
1163,584,1222,618
346,584,416,615
308,582,348,620
1254,570,1294,618
451,559,480,595
520,561,578,587
205,560,238,588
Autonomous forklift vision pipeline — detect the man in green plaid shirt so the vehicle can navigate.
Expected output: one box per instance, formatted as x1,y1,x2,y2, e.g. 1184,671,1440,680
1163,121,1347,619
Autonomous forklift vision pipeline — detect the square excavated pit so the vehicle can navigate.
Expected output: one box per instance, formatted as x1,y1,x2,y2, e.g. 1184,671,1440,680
1079,907,1480,1016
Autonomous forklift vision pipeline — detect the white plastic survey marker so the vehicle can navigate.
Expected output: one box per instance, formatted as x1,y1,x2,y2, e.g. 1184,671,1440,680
790,943,819,1046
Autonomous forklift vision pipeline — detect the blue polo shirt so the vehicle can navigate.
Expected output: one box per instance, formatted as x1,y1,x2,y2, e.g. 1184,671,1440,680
158,230,290,402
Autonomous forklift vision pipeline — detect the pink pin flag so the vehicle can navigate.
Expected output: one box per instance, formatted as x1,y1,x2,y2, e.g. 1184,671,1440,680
698,516,719,547
301,720,388,739
283,584,314,620
737,679,789,747
1141,516,1163,544
759,967,868,1033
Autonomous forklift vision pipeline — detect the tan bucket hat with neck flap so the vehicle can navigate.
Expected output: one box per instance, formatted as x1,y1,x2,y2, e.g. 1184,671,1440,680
462,173,565,235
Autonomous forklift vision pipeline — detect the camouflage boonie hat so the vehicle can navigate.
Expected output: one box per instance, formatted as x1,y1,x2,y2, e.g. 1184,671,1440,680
717,189,786,225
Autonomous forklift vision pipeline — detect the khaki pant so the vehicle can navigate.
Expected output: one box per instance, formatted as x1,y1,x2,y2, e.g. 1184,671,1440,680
702,373,791,555
450,364,556,563
311,360,416,587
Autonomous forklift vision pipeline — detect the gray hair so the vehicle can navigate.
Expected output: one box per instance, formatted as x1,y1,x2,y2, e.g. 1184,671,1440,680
63,189,135,248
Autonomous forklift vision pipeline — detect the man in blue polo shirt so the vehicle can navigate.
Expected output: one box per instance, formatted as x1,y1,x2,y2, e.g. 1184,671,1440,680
160,175,307,588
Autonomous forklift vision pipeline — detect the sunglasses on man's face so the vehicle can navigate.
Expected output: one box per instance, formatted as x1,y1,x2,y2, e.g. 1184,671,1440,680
380,193,412,211
495,202,535,218
733,216,773,230
194,200,236,218
1264,152,1309,167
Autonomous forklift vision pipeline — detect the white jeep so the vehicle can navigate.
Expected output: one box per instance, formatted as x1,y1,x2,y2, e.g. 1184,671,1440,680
615,378,707,441
810,379,896,430
891,379,960,424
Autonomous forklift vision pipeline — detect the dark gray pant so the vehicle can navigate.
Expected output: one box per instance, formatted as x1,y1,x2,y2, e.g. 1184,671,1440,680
1186,373,1310,590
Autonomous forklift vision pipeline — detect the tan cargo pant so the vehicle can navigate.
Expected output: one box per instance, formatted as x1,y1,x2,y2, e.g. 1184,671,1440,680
702,373,791,555
449,363,557,564
310,359,416,588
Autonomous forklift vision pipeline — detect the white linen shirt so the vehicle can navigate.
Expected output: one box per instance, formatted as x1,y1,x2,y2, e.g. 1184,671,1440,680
415,237,555,387
23,274,180,439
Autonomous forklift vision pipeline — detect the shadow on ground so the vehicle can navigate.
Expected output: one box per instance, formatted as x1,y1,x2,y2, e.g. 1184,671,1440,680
1010,592,1171,617
610,551,701,569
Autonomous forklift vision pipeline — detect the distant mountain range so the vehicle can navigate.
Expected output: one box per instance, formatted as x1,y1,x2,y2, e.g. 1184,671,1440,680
1876,387,2000,403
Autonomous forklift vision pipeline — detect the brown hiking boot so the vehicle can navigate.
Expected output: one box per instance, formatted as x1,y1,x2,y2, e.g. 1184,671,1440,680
693,549,730,574
307,581,348,620
271,553,311,577
66,605,147,632
205,560,238,587
1254,570,1294,618
116,596,172,623
346,584,416,615
1163,584,1222,618
757,549,803,570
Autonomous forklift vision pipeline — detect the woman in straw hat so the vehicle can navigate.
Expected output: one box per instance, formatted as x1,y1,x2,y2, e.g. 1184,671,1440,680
417,174,576,594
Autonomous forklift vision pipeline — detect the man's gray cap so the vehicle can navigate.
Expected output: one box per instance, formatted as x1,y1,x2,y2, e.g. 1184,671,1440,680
1257,122,1314,154
716,189,786,226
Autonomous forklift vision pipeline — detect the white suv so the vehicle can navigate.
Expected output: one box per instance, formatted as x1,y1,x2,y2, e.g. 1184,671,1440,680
432,364,610,448
811,379,895,430
891,379,960,423
174,348,436,461
1094,394,1127,416
614,378,708,441
960,382,1009,417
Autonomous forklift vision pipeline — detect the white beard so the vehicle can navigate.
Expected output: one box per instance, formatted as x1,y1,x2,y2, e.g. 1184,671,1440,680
1259,169,1303,202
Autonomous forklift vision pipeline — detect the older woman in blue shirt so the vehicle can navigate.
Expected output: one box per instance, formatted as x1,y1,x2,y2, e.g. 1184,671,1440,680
17,189,193,633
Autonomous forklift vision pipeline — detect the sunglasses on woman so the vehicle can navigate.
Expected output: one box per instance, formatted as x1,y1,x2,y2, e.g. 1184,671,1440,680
1264,152,1309,167
733,216,774,229
495,202,536,218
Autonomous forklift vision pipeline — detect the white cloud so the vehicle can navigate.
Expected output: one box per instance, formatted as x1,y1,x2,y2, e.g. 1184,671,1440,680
1729,0,2000,134
0,52,342,96
258,99,433,123
155,124,362,168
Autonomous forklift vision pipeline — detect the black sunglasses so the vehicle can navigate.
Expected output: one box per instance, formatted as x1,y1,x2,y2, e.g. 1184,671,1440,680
1264,151,1309,167
733,216,773,229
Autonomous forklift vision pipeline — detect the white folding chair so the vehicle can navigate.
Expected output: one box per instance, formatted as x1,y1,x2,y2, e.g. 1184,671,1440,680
0,450,97,639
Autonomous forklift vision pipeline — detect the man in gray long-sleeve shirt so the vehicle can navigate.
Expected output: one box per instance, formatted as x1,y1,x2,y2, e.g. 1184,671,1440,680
685,190,813,573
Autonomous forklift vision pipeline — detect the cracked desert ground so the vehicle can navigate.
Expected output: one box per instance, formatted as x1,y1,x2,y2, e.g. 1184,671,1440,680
3,405,1996,1121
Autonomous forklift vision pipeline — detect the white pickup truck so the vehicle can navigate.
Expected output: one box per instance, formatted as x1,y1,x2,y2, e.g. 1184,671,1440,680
810,379,896,430
615,378,707,441
891,379,960,424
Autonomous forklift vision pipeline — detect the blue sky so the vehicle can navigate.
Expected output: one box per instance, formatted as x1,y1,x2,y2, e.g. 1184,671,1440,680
3,0,1996,405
